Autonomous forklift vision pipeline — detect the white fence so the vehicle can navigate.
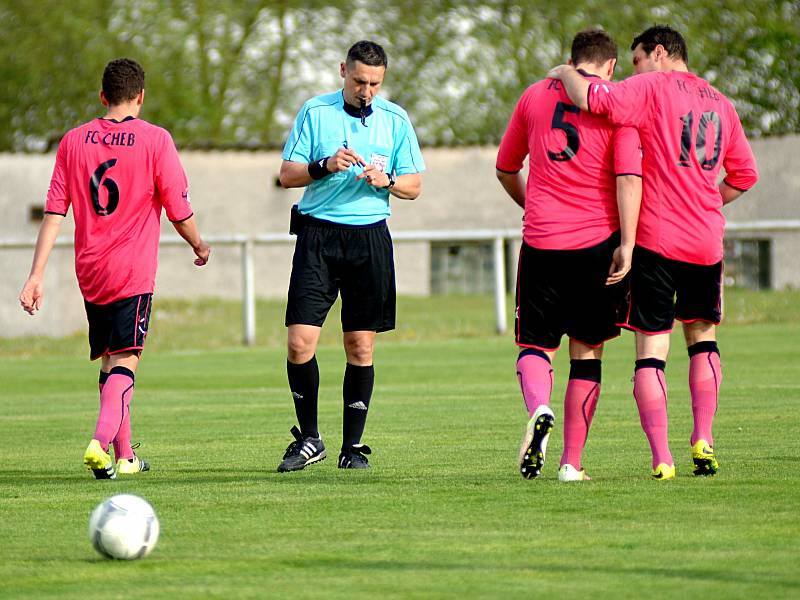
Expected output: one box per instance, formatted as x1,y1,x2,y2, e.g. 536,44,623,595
2,220,798,345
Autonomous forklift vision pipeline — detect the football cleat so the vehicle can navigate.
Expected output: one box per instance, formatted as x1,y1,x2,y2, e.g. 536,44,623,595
558,463,591,482
277,426,326,472
691,439,719,476
338,444,372,469
651,463,676,480
116,455,151,475
83,439,116,479
518,405,555,480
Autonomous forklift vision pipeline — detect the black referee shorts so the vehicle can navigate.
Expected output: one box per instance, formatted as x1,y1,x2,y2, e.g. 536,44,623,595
617,245,723,334
285,215,396,333
515,232,624,350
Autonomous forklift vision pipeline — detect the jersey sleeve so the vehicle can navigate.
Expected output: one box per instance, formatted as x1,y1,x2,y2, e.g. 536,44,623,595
721,106,759,192
496,92,529,173
44,138,70,216
587,76,655,129
613,126,643,177
282,102,313,163
155,130,193,223
392,118,426,175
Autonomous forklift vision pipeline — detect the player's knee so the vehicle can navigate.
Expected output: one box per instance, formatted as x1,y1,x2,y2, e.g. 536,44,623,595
344,337,373,365
287,335,315,363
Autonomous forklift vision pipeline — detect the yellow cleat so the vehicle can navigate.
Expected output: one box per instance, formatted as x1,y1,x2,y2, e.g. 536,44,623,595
116,455,151,475
651,463,676,480
83,439,116,479
691,439,719,476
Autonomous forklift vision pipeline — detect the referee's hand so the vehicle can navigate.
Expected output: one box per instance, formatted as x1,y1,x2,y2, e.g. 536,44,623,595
328,147,366,173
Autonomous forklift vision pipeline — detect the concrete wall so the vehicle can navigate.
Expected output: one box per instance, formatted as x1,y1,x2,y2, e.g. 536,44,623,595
1,137,798,338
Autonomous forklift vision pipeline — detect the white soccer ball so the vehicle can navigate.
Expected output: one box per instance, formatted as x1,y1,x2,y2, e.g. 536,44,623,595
88,494,160,560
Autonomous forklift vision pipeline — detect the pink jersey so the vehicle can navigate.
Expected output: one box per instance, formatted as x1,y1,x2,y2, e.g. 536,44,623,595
587,71,758,264
45,117,192,304
496,74,642,250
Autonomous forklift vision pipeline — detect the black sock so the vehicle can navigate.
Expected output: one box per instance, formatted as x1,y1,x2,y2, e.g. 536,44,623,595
287,356,319,439
342,363,374,448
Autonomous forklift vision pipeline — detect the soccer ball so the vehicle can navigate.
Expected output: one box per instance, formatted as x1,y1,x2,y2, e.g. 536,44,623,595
88,494,160,560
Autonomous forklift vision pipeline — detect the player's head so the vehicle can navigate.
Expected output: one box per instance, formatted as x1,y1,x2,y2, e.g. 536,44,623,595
631,25,688,74
569,29,618,81
340,40,387,107
101,58,145,108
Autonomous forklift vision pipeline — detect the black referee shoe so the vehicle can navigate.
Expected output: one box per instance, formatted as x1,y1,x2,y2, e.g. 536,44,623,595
338,444,372,469
277,426,326,472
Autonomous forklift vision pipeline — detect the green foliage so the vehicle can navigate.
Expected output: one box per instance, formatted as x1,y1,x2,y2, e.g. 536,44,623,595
1,0,798,150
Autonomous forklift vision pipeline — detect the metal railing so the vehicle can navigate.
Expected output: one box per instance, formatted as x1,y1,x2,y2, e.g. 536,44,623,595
3,219,798,345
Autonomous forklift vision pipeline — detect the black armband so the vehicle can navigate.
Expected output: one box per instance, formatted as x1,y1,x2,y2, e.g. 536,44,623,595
308,157,331,180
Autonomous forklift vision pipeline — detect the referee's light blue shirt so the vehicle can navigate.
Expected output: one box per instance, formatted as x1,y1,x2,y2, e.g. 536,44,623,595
282,90,426,225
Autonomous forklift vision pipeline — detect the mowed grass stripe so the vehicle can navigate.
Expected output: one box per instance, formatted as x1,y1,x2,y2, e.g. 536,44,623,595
0,297,798,598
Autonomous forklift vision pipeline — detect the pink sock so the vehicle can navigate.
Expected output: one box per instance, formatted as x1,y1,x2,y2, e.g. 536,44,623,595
93,367,135,450
113,412,133,461
633,361,673,469
689,344,722,446
561,378,600,469
516,350,553,417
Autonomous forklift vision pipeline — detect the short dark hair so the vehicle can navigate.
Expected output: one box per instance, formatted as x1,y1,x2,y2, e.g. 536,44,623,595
571,28,617,65
102,58,145,106
346,40,388,69
631,25,688,64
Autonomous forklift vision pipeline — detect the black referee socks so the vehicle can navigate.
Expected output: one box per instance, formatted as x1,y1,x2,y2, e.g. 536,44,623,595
287,356,320,439
342,363,374,448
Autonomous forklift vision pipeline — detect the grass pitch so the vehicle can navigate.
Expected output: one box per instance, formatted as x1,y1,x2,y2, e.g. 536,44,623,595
1,291,799,599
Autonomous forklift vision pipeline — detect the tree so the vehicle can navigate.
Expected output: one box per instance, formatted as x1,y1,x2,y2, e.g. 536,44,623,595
0,0,797,151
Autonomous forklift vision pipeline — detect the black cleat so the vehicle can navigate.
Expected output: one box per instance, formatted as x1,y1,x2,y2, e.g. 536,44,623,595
277,426,326,472
338,444,372,469
518,405,555,480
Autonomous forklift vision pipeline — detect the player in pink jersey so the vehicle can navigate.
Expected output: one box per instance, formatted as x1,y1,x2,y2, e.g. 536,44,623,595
548,26,759,479
496,29,642,482
19,58,211,479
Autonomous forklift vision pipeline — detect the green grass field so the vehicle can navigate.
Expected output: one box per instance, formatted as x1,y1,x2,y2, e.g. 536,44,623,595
1,291,799,599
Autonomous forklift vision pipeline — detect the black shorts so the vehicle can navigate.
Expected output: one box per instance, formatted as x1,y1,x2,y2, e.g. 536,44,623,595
285,215,396,333
84,293,153,360
618,245,723,334
515,232,624,350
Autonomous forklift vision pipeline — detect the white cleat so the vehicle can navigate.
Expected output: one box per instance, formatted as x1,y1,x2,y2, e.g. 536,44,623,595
558,463,591,482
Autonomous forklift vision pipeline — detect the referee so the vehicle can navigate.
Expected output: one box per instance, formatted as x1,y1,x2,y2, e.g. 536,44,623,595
277,40,425,472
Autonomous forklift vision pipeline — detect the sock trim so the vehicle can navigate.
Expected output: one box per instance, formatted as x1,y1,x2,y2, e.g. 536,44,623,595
688,341,720,357
519,348,551,364
569,359,602,383
635,358,666,371
109,365,135,380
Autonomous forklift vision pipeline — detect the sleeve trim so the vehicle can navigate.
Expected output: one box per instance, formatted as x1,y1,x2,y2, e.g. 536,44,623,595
44,210,67,216
170,212,194,224
722,179,749,193
615,172,642,178
495,166,521,174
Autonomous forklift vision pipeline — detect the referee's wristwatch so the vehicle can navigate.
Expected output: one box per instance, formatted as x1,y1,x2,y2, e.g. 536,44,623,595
383,172,396,190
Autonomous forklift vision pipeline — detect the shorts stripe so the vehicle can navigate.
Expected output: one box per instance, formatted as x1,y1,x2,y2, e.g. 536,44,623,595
133,296,142,347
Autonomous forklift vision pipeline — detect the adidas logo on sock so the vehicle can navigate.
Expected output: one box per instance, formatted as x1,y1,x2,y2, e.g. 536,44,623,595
292,392,304,400
348,401,368,410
